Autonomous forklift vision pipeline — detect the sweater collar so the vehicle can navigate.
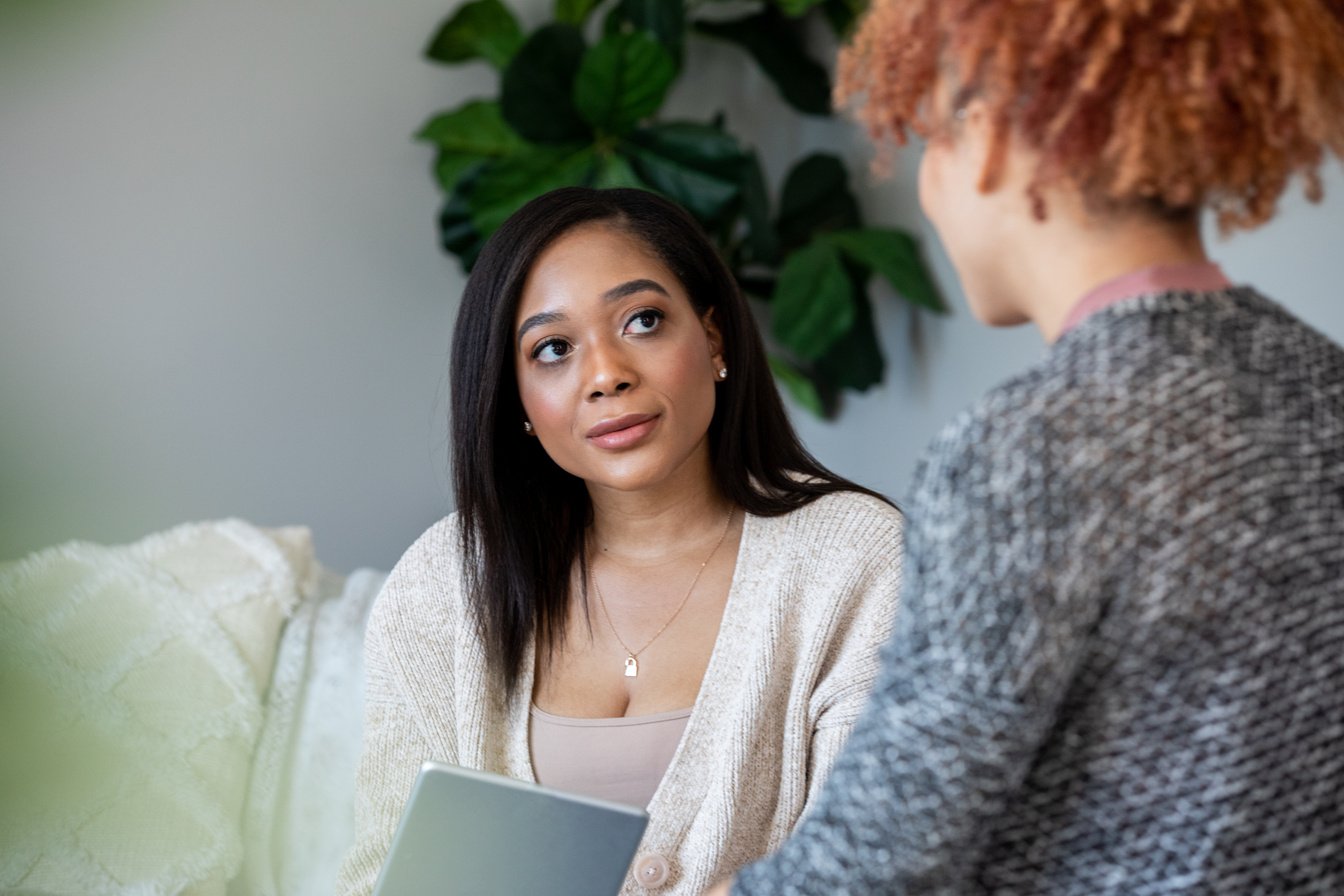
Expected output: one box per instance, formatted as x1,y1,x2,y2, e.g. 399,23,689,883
1060,261,1230,337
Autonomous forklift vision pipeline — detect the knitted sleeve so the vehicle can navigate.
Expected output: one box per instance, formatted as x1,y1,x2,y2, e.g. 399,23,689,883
800,498,904,814
735,409,1100,895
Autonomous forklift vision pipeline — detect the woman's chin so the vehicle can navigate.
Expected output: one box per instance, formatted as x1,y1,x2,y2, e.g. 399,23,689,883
966,295,1032,329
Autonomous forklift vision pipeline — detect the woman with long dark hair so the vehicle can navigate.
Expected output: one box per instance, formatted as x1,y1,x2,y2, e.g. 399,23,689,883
337,187,903,895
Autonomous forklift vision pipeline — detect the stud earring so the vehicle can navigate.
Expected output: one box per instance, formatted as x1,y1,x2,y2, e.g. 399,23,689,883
523,421,533,433
717,367,728,380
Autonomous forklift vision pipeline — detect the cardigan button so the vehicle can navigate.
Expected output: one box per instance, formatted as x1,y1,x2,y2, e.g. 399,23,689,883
633,853,670,888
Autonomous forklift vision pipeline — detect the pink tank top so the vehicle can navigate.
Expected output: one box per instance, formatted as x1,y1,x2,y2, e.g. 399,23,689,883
528,704,692,808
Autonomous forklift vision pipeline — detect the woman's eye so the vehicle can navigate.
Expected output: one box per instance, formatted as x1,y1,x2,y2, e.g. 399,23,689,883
532,338,571,363
625,309,664,335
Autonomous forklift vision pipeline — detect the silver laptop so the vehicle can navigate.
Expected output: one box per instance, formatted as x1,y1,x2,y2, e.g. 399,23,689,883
372,761,650,896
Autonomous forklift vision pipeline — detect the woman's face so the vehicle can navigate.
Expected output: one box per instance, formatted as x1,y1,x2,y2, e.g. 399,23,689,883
512,223,725,495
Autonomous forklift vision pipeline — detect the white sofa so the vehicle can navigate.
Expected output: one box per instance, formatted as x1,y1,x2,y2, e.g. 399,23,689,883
0,519,387,896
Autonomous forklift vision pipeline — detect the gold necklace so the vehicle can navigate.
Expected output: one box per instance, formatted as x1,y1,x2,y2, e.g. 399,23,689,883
590,507,735,678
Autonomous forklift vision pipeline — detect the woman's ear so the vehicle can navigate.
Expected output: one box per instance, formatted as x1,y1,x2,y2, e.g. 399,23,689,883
700,307,726,369
956,97,1003,194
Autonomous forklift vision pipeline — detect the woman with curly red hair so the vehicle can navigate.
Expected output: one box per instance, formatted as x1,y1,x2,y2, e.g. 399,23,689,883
707,1,1344,893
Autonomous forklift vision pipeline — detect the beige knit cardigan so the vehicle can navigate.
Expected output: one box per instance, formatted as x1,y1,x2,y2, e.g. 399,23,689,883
336,490,903,896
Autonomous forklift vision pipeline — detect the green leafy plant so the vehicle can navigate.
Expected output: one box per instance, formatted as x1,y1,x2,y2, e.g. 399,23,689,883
417,0,944,416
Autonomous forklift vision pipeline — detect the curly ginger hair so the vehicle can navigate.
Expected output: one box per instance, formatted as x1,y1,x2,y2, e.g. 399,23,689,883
836,0,1344,232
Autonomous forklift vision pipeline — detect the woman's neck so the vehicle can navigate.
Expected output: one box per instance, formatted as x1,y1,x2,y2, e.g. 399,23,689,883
585,455,733,567
1010,201,1210,343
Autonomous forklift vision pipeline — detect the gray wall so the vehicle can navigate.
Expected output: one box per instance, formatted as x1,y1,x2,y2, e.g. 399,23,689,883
3,2,1341,571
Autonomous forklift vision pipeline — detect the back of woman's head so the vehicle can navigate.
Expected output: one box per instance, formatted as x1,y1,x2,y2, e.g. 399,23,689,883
836,0,1344,232
449,186,878,690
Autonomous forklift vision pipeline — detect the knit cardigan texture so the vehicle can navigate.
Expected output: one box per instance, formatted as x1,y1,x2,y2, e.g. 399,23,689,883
735,287,1344,895
336,490,903,896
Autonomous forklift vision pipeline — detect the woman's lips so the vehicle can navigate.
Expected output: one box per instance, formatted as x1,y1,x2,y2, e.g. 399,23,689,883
586,413,659,449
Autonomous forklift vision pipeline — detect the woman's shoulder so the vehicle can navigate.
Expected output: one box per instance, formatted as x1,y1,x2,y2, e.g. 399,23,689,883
383,513,466,589
911,354,1082,497
770,487,903,541
395,512,463,564
368,513,469,636
735,489,902,642
748,488,904,576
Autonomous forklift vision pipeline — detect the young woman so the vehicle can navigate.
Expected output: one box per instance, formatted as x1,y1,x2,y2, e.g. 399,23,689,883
336,187,904,895
711,1,1344,893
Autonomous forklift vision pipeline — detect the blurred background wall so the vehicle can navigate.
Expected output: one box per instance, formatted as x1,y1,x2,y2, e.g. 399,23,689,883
4,0,1341,571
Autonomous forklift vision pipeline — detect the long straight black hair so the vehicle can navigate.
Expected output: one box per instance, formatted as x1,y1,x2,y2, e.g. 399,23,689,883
451,187,889,693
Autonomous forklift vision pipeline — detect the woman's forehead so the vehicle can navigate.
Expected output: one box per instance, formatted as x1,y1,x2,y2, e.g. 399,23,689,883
515,225,688,316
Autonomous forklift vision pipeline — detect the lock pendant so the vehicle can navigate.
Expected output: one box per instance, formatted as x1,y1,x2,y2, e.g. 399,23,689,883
624,655,638,677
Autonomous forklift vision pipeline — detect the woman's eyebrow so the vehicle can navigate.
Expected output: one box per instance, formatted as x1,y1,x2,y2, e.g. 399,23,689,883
601,278,670,302
517,310,566,349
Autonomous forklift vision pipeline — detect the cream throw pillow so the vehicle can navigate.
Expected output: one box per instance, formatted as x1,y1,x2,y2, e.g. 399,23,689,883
0,519,317,895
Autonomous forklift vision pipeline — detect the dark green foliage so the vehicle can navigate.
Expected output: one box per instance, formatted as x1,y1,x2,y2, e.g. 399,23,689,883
622,122,745,223
418,0,945,417
777,153,861,247
555,0,603,26
771,241,854,361
826,228,947,313
425,0,524,69
500,25,590,144
816,262,885,392
693,9,832,116
574,33,677,135
610,0,686,62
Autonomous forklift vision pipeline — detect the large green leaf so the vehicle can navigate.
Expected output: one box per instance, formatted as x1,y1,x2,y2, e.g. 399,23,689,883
501,24,591,145
768,356,826,417
815,265,885,390
776,153,860,249
771,241,855,360
416,100,524,154
623,122,746,223
425,0,523,70
611,0,686,62
466,145,597,237
593,152,647,189
555,0,603,26
438,182,489,272
739,151,780,265
417,100,528,190
777,0,829,16
826,228,947,312
435,153,487,194
574,33,676,136
693,10,831,116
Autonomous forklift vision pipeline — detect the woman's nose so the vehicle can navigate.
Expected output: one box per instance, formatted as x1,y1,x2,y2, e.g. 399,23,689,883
584,340,638,400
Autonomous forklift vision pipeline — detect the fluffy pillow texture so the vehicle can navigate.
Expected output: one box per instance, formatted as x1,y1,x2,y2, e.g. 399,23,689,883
0,520,318,895
237,568,384,896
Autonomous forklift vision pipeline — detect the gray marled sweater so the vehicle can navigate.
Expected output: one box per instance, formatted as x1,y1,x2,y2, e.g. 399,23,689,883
735,287,1344,895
